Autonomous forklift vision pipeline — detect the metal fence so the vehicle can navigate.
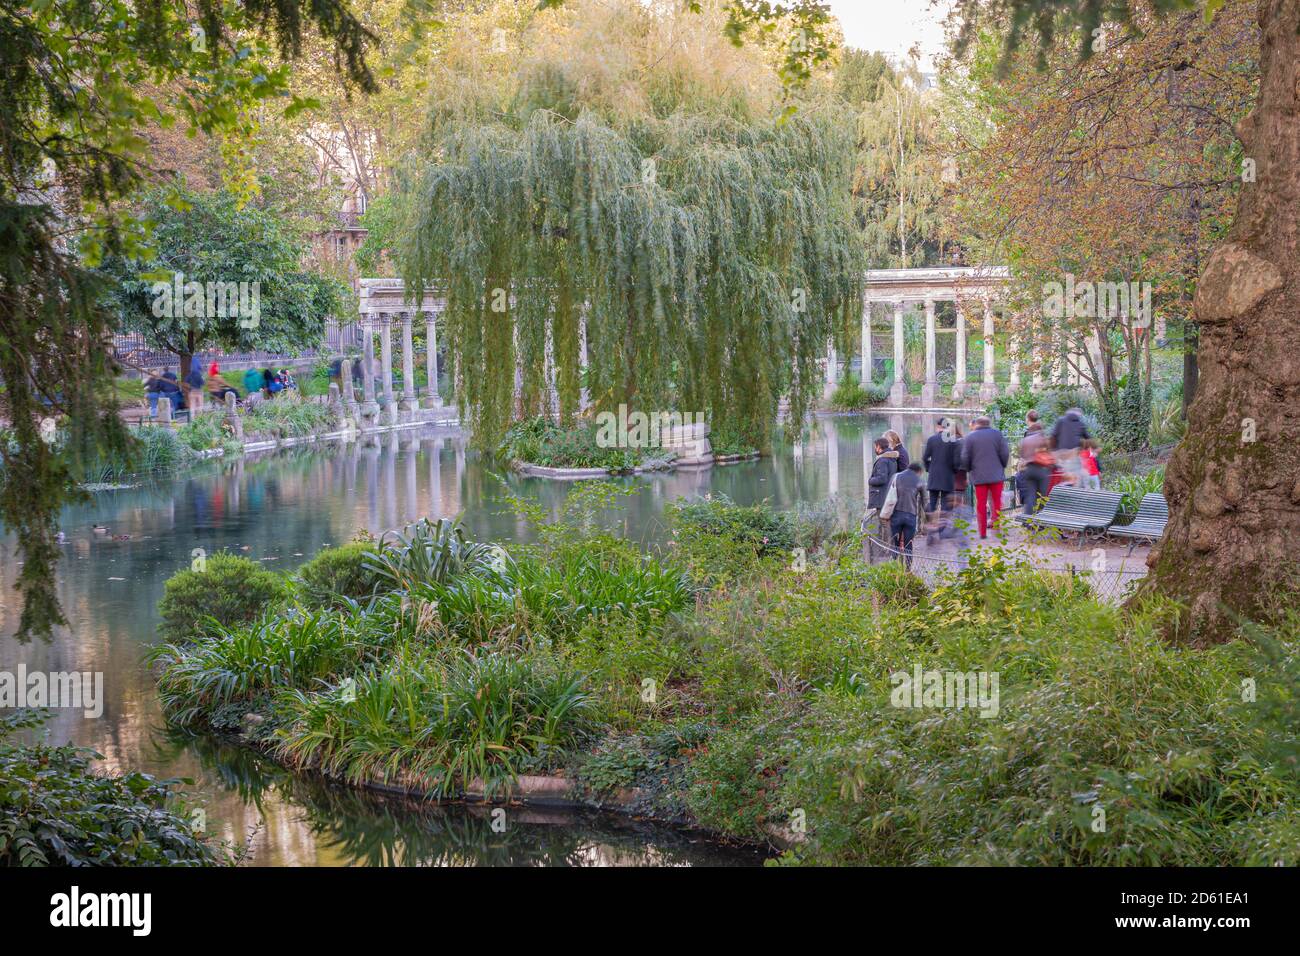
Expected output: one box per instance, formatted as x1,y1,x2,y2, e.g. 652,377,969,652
861,523,1148,605
111,321,368,373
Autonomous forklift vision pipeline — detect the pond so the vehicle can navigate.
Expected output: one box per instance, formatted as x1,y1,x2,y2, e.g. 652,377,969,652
0,412,942,866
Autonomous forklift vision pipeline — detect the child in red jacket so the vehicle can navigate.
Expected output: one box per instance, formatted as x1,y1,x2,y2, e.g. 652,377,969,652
1078,440,1101,491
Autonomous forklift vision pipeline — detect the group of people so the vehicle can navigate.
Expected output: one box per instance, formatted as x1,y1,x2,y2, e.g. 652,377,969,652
866,407,1102,564
145,362,297,419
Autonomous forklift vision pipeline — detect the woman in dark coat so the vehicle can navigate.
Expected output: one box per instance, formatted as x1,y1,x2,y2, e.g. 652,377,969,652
883,429,910,472
922,417,959,512
867,437,900,512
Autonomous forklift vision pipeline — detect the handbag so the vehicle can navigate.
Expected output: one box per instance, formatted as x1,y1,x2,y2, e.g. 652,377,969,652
880,475,900,521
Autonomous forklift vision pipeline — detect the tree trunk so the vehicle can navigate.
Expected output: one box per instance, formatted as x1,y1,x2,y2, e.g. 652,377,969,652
1142,0,1299,643
1182,322,1199,416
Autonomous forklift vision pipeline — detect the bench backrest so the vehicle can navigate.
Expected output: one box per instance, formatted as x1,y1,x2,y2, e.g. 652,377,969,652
1135,493,1169,522
1040,486,1123,521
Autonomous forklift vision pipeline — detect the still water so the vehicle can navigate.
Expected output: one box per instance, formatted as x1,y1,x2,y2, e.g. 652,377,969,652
0,413,937,866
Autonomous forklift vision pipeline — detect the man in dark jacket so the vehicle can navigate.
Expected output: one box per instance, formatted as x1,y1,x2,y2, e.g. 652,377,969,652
922,418,959,512
1051,408,1090,451
960,416,1010,538
867,438,900,512
891,462,924,568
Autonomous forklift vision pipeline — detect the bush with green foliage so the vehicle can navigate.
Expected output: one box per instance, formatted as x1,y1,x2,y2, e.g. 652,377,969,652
828,374,889,411
497,416,665,472
1106,465,1166,517
0,711,221,866
296,540,381,607
157,552,291,641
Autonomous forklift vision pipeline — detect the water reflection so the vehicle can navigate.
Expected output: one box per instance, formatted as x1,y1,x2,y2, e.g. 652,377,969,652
0,414,937,866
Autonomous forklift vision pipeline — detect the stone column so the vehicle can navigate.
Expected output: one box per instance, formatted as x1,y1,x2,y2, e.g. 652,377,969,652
361,324,379,427
860,299,872,386
980,297,998,402
379,313,396,425
1008,332,1021,389
953,300,968,402
400,312,417,412
1031,334,1044,389
824,338,838,402
921,297,937,407
424,311,440,407
889,300,907,406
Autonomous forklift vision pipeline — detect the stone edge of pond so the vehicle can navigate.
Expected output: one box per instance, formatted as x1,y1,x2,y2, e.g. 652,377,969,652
226,719,793,853
360,770,800,852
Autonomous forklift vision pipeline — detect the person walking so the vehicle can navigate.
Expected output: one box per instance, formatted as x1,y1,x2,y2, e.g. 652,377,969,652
1051,406,1091,483
891,462,924,569
922,417,959,512
960,415,1010,538
183,364,205,413
1017,410,1053,515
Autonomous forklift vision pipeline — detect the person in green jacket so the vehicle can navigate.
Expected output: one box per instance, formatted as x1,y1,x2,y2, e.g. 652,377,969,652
242,366,264,399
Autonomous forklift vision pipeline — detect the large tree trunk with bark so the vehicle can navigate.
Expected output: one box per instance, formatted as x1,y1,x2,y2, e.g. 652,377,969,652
1144,0,1299,643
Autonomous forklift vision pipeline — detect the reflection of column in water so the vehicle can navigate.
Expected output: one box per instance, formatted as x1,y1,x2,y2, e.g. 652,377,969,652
345,441,358,503
384,431,400,532
454,441,465,514
428,437,443,517
825,418,839,497
862,426,873,500
405,438,418,523
231,457,244,511
364,440,380,534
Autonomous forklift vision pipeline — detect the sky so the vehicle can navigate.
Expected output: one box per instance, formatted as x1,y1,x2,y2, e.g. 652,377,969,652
826,0,953,73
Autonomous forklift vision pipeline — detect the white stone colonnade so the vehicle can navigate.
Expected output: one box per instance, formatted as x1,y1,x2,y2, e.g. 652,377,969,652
822,267,1014,408
356,278,444,430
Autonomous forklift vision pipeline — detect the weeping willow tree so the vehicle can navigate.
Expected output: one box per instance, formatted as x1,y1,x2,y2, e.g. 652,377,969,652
397,0,863,451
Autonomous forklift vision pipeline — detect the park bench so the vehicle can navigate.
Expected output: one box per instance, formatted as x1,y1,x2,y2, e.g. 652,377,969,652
1018,486,1123,543
1107,492,1168,549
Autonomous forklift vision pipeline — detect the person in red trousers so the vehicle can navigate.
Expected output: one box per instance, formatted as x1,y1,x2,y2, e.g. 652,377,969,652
959,415,1011,539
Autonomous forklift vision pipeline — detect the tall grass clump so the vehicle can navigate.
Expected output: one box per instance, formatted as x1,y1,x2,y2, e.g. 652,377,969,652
274,648,591,796
153,606,374,726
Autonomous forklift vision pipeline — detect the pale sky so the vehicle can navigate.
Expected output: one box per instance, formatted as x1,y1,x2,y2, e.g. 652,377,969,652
826,0,953,73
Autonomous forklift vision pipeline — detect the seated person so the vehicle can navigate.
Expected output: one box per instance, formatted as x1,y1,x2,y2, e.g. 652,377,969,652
145,371,181,418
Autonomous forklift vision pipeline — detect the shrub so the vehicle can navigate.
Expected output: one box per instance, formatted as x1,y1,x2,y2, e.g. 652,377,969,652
0,711,221,866
1105,466,1166,517
667,495,796,586
157,552,291,641
497,416,658,472
829,374,888,411
297,541,380,607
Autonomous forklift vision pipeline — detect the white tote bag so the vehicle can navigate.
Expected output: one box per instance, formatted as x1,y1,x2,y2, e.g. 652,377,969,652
879,474,900,521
